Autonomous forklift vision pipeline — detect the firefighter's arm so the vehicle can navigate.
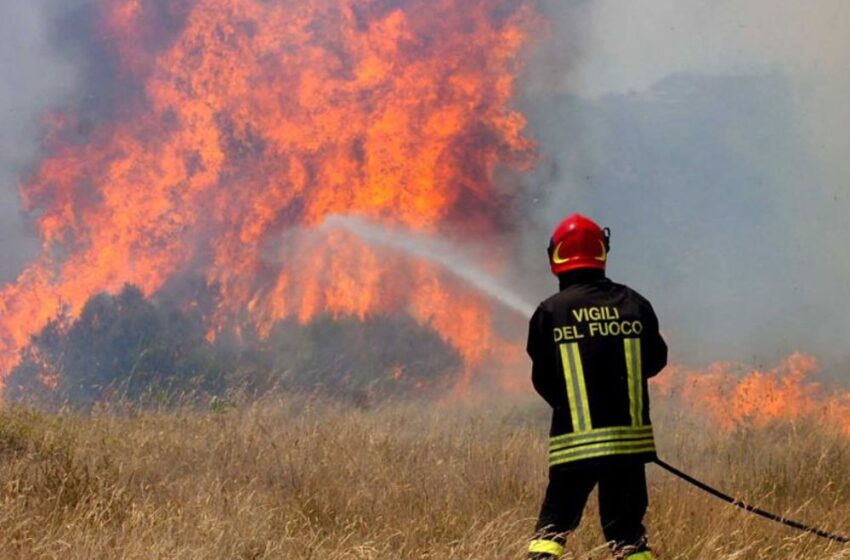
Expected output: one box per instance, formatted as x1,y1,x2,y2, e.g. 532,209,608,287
528,306,564,408
644,305,668,378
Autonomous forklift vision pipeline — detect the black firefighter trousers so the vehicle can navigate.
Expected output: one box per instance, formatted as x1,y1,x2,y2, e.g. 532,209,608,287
531,461,650,558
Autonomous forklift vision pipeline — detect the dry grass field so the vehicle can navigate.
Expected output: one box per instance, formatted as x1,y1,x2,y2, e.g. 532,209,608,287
1,394,849,559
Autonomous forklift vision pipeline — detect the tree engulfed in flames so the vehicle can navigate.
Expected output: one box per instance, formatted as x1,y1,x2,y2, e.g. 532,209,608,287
0,0,537,391
654,353,850,436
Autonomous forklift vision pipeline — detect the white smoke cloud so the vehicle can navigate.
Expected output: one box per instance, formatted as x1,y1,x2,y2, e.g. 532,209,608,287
567,0,850,217
559,0,850,202
555,1,848,97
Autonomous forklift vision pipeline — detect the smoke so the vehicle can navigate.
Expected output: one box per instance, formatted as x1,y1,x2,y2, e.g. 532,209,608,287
520,0,850,369
0,1,77,282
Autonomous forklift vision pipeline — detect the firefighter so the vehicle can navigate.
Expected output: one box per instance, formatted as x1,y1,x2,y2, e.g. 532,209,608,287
527,214,667,560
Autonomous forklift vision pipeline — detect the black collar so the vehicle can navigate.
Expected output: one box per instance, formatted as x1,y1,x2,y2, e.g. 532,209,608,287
558,269,607,290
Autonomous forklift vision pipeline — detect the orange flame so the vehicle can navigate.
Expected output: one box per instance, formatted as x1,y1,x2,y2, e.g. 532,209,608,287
0,0,538,390
654,353,850,436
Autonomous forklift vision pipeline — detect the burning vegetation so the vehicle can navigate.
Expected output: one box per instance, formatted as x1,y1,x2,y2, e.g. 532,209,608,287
655,354,850,437
0,0,535,401
4,284,461,407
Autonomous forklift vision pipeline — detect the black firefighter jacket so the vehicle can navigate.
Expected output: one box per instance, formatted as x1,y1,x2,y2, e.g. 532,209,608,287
528,270,667,469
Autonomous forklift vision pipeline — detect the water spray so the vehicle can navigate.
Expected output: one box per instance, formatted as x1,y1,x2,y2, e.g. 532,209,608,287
322,215,537,317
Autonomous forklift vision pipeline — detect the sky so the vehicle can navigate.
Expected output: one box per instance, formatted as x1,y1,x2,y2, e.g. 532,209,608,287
0,0,848,370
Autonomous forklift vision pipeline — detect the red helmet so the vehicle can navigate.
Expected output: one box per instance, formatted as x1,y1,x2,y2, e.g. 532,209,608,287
548,214,610,276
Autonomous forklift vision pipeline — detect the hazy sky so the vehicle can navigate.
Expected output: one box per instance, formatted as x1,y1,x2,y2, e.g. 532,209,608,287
521,0,850,369
0,1,847,370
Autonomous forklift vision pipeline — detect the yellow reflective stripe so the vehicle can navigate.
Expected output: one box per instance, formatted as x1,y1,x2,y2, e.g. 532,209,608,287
634,338,643,424
549,425,653,447
549,426,654,451
559,343,582,432
625,338,637,425
559,342,592,432
549,438,655,461
624,338,644,426
528,539,566,556
549,439,656,466
571,343,592,430
550,444,656,467
625,552,655,560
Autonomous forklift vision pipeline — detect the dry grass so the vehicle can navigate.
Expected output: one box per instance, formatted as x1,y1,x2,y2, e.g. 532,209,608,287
0,395,848,559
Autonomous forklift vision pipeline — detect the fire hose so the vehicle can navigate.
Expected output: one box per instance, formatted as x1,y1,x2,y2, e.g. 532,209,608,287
653,459,849,544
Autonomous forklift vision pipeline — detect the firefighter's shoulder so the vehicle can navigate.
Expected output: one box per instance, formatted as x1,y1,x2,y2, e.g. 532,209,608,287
611,281,658,312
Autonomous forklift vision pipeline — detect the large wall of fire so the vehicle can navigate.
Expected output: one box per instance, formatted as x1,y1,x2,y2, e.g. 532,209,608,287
0,0,537,393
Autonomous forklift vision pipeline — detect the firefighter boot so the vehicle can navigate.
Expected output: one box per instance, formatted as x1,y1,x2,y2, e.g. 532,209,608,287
623,552,654,560
528,538,565,559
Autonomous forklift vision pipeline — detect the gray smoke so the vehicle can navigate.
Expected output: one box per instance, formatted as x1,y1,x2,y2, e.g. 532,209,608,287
0,1,77,281
519,0,850,371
